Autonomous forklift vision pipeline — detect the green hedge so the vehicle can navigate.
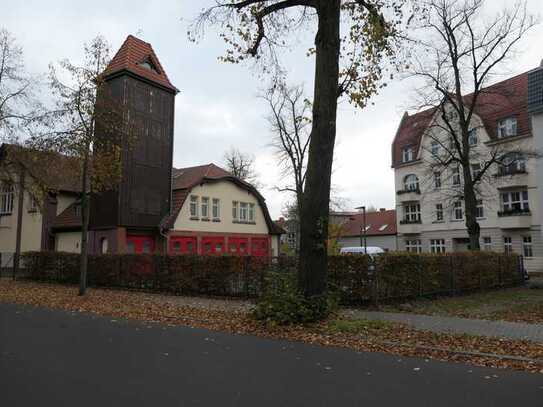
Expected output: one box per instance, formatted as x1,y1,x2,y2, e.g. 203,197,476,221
21,251,524,302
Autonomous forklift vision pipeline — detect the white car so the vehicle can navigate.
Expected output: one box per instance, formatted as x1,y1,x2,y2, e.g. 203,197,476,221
339,246,385,255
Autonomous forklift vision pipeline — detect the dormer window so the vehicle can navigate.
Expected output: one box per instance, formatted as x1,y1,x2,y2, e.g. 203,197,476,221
402,147,414,163
497,117,518,138
138,57,159,74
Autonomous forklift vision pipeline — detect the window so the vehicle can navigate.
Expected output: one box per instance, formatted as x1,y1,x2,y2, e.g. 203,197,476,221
0,184,14,215
404,174,419,192
503,236,513,254
471,163,481,180
468,129,478,146
452,167,461,186
190,195,199,218
232,201,239,220
435,203,443,222
523,236,533,257
403,203,421,223
482,237,492,251
501,190,529,214
402,147,414,163
248,203,255,222
430,239,446,253
476,199,484,218
430,141,440,156
201,197,209,219
500,152,526,175
27,194,38,213
497,117,518,138
434,172,441,189
212,198,220,220
453,201,463,220
405,239,422,253
239,202,248,221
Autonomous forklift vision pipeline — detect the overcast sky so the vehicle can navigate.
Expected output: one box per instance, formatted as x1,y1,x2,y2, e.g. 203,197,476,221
3,0,543,218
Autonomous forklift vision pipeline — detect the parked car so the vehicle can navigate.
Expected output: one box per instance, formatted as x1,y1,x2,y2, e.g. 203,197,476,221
339,246,385,256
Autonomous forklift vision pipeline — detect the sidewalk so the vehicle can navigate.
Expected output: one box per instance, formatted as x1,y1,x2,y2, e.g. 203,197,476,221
342,309,543,343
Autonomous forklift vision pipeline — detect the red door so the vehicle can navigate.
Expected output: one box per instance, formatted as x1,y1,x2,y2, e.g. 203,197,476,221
126,235,155,254
170,236,198,255
251,237,269,257
228,237,249,256
201,236,225,255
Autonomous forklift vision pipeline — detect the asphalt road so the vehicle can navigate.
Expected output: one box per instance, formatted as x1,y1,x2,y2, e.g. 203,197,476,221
0,303,541,406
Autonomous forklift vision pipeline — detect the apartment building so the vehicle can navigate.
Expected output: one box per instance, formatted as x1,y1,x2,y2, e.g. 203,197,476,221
392,66,543,274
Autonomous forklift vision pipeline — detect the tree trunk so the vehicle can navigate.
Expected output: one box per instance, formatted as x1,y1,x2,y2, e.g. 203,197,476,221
462,166,481,251
79,150,90,296
298,0,341,298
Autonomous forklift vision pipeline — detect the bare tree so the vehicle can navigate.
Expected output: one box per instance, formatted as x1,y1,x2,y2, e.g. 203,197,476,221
190,0,412,300
28,36,134,295
410,0,538,250
223,146,260,186
0,28,39,141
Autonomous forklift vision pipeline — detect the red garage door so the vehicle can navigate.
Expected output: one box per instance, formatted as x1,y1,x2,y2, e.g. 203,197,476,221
126,235,155,254
201,236,225,255
251,237,269,257
170,237,197,255
228,237,249,256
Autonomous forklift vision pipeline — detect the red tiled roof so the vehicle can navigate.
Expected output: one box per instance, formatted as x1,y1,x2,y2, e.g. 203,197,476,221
338,209,397,237
102,35,178,93
52,202,81,230
392,71,532,167
172,163,231,190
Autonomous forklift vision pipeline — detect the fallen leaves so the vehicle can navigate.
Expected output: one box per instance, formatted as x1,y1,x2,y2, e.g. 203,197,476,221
0,279,542,373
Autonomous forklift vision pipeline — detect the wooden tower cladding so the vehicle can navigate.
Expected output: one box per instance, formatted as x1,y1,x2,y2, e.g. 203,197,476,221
90,35,178,236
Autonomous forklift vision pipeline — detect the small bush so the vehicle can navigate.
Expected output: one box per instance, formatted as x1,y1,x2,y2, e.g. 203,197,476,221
252,272,338,325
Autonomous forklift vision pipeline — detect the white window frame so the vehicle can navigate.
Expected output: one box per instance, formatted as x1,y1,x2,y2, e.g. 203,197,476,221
232,201,239,221
476,199,484,219
435,203,443,222
189,195,199,218
500,153,526,175
248,203,255,222
402,147,414,163
434,171,441,189
212,198,220,220
503,236,513,254
430,239,446,253
405,239,422,253
404,174,419,192
27,193,39,213
404,203,421,223
452,166,461,186
468,128,478,146
0,184,14,215
430,141,440,156
501,190,529,213
453,201,463,221
522,236,533,258
239,202,248,222
497,117,518,138
471,163,481,180
201,197,209,219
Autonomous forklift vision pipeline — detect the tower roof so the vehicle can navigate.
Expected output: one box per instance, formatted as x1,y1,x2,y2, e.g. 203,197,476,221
102,35,178,93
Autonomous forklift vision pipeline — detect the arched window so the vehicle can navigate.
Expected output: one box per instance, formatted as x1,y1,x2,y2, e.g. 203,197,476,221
500,152,526,175
100,237,108,254
404,174,419,192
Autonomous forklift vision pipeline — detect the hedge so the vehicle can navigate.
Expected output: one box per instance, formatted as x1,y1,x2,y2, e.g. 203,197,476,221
20,251,524,303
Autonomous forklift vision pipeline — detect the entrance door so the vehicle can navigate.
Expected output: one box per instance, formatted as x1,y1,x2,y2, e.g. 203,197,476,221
126,235,155,254
251,237,269,257
201,236,225,255
170,236,198,255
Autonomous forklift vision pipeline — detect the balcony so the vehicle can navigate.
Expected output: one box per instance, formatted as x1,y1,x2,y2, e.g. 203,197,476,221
494,169,529,188
398,219,422,234
396,188,421,202
497,209,532,229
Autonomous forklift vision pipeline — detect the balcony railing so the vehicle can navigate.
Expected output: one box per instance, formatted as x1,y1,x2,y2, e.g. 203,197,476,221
397,188,421,195
400,219,422,225
494,168,528,177
497,208,531,217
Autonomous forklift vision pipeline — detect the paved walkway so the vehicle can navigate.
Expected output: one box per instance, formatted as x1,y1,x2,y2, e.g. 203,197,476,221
342,310,543,343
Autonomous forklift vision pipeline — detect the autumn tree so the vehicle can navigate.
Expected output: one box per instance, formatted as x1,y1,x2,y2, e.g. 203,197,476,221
223,146,260,186
28,36,133,295
410,0,537,250
191,0,411,300
0,28,39,141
